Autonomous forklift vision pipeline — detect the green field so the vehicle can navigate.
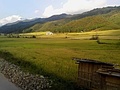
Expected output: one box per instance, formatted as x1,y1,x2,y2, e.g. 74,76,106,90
0,30,120,90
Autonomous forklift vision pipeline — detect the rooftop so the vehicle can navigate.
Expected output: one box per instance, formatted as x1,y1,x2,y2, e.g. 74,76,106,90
97,69,120,78
73,57,114,66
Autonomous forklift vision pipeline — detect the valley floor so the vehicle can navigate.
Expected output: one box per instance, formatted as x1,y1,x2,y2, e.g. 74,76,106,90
0,30,120,90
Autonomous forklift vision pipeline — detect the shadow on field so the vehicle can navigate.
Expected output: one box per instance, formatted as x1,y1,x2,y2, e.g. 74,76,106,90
0,50,86,90
96,39,120,45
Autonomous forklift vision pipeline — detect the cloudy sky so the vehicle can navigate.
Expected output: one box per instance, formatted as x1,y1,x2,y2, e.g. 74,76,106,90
0,0,120,25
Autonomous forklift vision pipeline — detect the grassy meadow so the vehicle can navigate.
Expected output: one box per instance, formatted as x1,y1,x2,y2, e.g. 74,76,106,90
0,30,120,90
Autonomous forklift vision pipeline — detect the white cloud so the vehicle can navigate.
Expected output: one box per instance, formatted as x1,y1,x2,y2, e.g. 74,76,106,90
43,0,107,17
34,10,40,14
0,15,22,26
43,5,65,17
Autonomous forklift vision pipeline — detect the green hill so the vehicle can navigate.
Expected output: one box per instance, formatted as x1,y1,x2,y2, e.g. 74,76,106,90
24,9,120,33
1,6,119,33
24,19,71,33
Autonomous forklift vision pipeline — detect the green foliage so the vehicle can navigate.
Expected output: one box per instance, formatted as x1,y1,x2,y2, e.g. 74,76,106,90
31,35,36,38
24,9,120,33
90,35,99,40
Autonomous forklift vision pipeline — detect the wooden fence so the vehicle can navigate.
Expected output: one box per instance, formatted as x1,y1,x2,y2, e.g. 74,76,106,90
73,58,120,90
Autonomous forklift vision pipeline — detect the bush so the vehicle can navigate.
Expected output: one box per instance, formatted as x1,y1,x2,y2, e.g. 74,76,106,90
90,35,99,40
32,35,36,38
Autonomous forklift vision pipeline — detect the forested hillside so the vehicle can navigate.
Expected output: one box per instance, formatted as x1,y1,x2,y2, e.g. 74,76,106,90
0,6,120,33
25,10,120,33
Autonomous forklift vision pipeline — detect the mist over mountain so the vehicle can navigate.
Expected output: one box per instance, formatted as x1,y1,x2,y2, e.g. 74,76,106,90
0,6,120,34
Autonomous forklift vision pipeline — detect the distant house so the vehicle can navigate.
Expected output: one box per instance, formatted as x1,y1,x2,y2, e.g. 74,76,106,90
73,58,120,90
46,31,53,35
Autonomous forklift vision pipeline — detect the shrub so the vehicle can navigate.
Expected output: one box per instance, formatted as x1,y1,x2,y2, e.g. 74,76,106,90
90,35,99,40
32,35,36,38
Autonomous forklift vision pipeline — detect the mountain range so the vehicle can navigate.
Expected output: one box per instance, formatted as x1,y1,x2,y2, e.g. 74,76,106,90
0,6,120,34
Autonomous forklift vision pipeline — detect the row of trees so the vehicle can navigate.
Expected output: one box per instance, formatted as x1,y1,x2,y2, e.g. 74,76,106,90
0,33,36,38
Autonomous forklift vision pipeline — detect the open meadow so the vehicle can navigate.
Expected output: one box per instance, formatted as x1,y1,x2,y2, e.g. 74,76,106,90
0,30,120,90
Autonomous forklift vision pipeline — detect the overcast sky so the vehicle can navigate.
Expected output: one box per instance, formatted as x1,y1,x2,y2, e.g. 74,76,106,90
0,0,120,25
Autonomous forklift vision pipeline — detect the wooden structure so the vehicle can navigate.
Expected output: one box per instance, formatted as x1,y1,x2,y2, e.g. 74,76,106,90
97,69,120,90
73,58,120,90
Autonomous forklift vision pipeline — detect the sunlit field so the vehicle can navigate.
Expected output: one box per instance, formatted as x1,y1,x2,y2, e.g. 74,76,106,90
0,30,120,90
20,30,120,39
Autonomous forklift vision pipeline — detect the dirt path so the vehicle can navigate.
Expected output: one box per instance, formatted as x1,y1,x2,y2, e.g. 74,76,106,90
0,73,22,90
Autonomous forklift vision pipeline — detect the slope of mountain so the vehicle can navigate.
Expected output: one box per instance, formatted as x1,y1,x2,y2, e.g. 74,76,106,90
71,6,120,20
24,7,120,33
0,6,120,33
0,18,45,33
24,19,71,33
57,10,120,32
0,14,69,33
